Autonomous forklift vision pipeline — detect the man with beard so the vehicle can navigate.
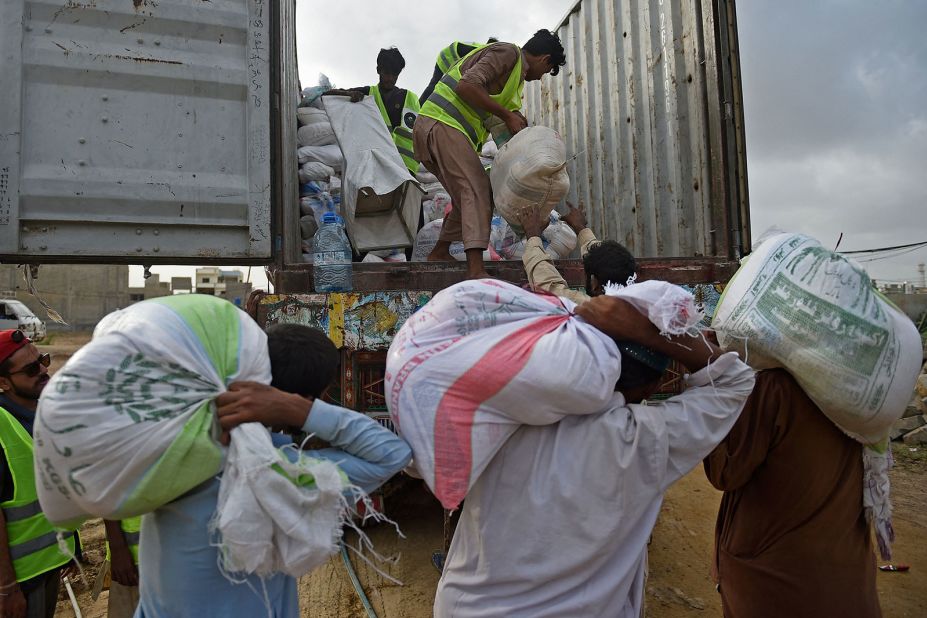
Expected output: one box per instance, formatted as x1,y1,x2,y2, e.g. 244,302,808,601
0,330,75,618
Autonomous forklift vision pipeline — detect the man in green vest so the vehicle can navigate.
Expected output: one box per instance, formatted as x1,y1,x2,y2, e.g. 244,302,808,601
419,38,499,106
325,47,420,174
0,329,75,618
413,29,566,279
103,517,140,618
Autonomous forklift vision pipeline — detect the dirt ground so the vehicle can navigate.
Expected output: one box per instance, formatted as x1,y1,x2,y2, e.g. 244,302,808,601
54,457,927,617
43,332,927,617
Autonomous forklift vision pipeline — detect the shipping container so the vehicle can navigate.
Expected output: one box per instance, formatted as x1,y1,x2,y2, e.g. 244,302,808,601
524,0,749,260
0,0,748,397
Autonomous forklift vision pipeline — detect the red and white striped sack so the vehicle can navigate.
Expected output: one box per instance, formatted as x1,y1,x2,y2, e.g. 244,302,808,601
385,279,621,509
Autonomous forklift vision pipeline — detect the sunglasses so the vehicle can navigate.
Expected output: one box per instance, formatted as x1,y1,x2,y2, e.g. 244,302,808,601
10,353,51,378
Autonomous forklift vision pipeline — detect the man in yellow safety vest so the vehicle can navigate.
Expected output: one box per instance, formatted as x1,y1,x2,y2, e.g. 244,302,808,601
0,330,75,618
413,29,566,279
326,47,420,174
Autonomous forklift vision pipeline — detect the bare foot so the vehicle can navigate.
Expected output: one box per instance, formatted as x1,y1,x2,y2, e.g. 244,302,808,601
464,248,489,279
427,248,455,262
428,240,454,262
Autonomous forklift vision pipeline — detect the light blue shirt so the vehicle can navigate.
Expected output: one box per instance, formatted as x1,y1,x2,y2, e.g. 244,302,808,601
135,400,411,618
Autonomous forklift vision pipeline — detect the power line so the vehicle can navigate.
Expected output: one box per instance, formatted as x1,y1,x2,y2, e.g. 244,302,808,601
855,244,927,263
839,240,927,255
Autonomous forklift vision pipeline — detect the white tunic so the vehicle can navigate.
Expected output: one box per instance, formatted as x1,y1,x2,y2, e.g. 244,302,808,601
434,352,755,618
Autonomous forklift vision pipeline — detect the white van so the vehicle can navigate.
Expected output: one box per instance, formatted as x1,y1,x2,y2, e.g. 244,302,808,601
0,300,46,343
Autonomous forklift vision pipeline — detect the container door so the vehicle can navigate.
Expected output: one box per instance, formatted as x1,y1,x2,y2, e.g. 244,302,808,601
0,0,271,262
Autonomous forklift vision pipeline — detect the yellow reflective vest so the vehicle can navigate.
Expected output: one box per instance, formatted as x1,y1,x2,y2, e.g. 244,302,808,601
0,407,74,582
370,85,420,174
419,44,524,151
105,516,141,565
436,41,484,74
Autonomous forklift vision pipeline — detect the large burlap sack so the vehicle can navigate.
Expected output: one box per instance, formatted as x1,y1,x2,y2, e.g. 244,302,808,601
35,295,351,577
411,218,443,261
411,219,501,262
298,122,337,147
712,233,921,444
297,106,330,127
298,161,335,184
386,279,621,509
490,126,570,235
297,144,344,169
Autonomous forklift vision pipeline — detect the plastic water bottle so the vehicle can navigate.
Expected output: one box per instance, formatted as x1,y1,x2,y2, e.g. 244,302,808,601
313,213,353,292
484,115,513,148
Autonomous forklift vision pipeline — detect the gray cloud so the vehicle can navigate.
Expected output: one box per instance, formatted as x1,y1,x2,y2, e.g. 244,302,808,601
739,1,927,281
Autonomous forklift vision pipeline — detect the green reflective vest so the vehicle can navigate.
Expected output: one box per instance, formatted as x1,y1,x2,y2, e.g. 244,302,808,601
105,516,141,565
420,44,525,151
370,85,420,174
0,407,74,582
436,41,484,75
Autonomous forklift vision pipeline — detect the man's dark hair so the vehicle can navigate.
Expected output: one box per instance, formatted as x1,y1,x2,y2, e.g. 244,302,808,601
266,324,340,398
523,29,566,76
377,47,406,75
486,37,499,44
615,355,665,390
0,358,12,377
583,240,637,290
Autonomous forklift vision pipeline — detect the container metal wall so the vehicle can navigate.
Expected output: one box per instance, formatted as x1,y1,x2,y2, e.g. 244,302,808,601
524,0,749,259
0,0,271,263
273,0,301,268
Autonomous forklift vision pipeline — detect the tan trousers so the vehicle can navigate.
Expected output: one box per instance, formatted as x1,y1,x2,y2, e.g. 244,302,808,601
413,117,492,250
107,580,140,618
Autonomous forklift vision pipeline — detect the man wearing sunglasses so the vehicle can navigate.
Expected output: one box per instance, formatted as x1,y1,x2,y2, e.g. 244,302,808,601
0,330,74,618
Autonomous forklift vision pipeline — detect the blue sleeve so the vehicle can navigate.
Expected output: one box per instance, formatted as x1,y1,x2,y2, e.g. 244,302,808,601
270,432,293,448
295,400,411,494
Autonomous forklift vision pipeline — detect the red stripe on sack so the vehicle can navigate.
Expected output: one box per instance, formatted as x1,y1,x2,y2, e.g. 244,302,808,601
433,314,570,509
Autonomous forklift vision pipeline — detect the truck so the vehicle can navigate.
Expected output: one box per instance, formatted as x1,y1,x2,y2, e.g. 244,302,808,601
0,298,46,342
0,0,747,531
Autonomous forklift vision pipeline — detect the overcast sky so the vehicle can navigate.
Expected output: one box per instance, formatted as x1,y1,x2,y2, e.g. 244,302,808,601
132,0,926,288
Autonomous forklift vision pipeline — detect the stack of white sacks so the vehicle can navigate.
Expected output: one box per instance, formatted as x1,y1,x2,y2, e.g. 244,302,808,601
296,76,345,263
297,78,343,180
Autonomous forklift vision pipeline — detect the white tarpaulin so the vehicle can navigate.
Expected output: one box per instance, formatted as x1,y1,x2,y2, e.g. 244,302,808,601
323,96,423,252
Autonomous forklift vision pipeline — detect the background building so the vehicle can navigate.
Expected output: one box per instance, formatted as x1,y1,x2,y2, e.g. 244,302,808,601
195,268,251,306
127,274,172,303
0,265,253,331
0,264,129,331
